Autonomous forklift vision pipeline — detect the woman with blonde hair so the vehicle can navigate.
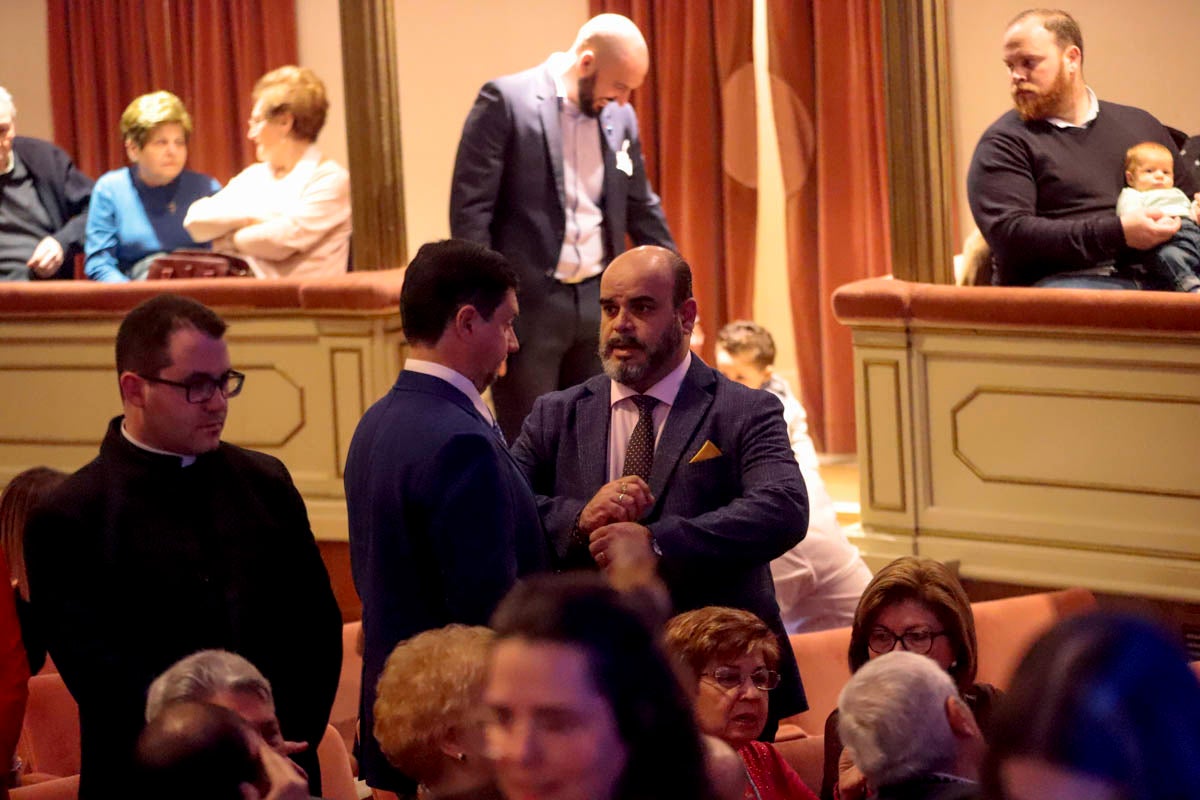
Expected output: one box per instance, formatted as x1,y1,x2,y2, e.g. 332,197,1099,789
85,90,220,281
374,624,499,800
184,66,350,278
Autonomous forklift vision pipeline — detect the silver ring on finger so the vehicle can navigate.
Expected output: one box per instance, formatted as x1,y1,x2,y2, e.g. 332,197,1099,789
617,492,626,504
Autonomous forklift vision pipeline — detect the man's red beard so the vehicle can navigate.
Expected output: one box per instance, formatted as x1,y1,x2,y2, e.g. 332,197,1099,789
1012,65,1072,122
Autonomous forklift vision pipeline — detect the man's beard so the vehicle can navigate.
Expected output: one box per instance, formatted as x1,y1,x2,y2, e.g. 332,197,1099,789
600,319,684,388
1012,66,1071,122
577,73,601,119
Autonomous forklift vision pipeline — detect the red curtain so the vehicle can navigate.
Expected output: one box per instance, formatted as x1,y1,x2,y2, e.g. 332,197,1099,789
768,0,892,453
47,0,297,185
591,0,757,362
571,2,893,453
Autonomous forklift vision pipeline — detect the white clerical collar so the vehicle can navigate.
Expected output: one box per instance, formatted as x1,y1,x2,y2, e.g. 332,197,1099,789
121,422,197,467
1047,86,1098,129
404,358,496,426
611,352,692,409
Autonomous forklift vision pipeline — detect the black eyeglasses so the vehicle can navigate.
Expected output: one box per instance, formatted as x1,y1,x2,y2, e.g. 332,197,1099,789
703,666,781,692
867,627,946,655
139,369,245,404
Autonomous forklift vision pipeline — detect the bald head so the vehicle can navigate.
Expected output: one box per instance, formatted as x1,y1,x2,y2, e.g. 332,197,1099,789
599,246,696,392
563,14,650,117
573,13,649,68
134,701,261,800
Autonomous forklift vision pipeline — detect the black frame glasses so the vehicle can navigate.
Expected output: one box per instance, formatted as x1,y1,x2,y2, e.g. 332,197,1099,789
703,666,781,692
867,627,947,655
139,369,245,404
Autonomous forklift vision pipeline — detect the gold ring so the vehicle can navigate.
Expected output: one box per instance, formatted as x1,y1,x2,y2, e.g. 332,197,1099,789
620,482,627,493
618,492,626,503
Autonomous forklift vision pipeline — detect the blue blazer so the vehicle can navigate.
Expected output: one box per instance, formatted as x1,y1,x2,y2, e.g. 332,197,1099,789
511,357,810,718
450,60,675,295
345,370,547,790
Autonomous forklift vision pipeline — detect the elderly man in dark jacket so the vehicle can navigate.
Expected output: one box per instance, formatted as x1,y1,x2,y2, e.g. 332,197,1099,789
0,85,92,281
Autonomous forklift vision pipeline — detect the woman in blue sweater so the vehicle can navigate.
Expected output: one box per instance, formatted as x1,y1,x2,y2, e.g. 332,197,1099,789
84,91,220,281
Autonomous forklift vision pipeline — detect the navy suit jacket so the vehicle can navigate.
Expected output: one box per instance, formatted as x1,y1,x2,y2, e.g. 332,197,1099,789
345,371,547,790
11,136,93,279
511,357,810,718
449,60,675,304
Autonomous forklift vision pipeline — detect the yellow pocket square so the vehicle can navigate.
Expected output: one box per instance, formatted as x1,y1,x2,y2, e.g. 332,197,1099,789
689,440,723,464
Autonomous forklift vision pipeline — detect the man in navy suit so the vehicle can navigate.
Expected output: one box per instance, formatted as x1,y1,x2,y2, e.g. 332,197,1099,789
511,245,810,731
344,239,548,793
450,13,676,442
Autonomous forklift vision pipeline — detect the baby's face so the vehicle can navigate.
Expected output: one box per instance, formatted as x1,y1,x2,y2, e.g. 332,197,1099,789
1127,151,1175,191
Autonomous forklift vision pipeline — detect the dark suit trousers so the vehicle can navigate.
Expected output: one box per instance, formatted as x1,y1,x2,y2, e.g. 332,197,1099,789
493,274,603,441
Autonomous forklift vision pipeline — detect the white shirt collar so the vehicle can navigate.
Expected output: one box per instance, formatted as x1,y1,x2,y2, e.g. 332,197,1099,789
1047,86,1099,129
120,421,197,467
547,52,572,101
610,352,692,409
404,358,495,426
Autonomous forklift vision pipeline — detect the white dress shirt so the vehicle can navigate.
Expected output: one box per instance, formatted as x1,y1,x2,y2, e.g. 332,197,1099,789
183,145,351,279
550,53,605,283
606,353,691,482
403,358,496,428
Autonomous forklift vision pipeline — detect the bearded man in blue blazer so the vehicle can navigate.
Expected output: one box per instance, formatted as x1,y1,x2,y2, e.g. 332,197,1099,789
511,245,811,732
345,239,548,793
450,13,676,442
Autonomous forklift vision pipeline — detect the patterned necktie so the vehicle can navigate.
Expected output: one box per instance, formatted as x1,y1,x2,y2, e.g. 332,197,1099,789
622,395,659,482
491,418,507,447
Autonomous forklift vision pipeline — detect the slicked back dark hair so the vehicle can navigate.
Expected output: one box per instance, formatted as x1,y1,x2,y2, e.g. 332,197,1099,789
400,239,518,346
1009,8,1084,64
490,573,717,800
116,294,227,378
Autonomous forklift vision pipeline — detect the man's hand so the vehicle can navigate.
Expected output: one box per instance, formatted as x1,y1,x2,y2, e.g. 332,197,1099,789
837,746,869,800
589,521,655,571
26,236,64,277
1121,206,1181,250
240,740,310,800
577,477,653,534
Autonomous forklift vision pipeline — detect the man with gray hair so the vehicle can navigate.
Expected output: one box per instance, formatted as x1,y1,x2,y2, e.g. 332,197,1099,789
837,651,984,800
0,85,92,280
145,650,292,758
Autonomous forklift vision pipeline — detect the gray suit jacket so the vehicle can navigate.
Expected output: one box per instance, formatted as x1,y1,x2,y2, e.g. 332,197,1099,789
450,59,674,304
511,357,810,718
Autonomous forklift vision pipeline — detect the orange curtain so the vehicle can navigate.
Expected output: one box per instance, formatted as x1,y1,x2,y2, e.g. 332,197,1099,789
47,0,297,184
590,0,757,362
768,0,891,453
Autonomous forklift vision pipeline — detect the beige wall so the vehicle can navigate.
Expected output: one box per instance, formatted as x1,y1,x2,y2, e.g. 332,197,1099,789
391,0,589,248
297,0,348,170
2,0,53,140
949,0,1200,243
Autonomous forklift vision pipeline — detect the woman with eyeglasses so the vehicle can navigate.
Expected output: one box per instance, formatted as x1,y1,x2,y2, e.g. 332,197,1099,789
183,66,350,278
665,606,819,800
820,556,1000,800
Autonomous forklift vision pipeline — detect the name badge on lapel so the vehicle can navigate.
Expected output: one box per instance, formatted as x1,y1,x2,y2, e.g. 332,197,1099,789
615,139,634,177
